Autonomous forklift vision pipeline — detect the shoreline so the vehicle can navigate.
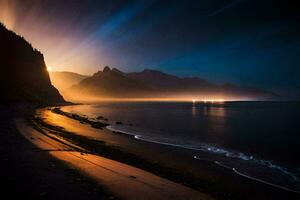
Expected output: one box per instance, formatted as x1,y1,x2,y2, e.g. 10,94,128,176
0,105,115,200
106,124,300,195
29,106,300,199
17,111,213,200
55,105,300,195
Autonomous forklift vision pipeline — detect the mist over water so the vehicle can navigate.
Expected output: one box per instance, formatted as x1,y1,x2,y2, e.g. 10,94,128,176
62,101,300,192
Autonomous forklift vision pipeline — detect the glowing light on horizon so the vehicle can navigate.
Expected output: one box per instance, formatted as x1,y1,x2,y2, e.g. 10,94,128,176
0,2,102,75
47,67,52,72
192,99,196,103
203,98,225,103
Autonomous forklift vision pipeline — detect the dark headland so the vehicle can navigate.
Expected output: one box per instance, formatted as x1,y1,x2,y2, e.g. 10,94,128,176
0,23,114,199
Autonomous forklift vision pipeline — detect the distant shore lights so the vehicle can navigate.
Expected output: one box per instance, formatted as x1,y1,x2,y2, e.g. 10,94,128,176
192,98,225,103
204,98,224,103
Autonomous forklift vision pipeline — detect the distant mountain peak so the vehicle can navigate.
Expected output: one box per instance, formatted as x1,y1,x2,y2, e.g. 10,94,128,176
68,67,277,100
143,69,158,72
103,66,111,73
142,69,166,74
93,66,111,76
112,68,123,73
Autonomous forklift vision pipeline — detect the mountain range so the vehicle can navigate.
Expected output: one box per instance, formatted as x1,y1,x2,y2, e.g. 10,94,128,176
52,66,277,101
0,20,274,103
0,23,284,104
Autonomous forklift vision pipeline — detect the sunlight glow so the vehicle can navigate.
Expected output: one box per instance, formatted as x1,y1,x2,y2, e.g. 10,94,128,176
47,67,52,72
203,98,225,103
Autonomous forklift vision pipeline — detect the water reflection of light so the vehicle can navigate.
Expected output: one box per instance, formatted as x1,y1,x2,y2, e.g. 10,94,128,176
203,105,226,134
211,107,225,117
192,103,197,116
203,105,226,117
192,99,226,117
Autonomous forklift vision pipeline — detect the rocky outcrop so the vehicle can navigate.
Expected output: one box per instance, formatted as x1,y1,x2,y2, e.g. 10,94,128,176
0,23,65,104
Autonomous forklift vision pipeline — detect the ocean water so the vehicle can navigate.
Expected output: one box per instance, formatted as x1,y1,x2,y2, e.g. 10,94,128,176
62,101,300,193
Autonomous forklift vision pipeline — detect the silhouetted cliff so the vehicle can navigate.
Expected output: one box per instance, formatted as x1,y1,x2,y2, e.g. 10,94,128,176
0,23,65,104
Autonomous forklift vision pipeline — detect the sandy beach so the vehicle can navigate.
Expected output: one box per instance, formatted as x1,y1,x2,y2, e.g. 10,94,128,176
0,105,114,200
15,110,213,200
10,106,298,200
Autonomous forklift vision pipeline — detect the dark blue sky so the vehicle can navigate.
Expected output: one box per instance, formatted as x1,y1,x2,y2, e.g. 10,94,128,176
1,0,300,97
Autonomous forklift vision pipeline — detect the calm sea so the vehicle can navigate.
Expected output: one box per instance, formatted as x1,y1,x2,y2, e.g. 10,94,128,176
62,101,300,193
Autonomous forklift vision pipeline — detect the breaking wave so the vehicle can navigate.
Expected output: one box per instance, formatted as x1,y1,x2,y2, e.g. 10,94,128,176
107,125,300,194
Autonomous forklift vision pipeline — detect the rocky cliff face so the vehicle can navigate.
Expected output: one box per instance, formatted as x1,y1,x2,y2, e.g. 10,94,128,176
0,23,65,104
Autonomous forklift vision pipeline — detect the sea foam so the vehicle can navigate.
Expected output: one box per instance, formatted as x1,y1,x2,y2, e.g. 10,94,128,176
107,124,300,193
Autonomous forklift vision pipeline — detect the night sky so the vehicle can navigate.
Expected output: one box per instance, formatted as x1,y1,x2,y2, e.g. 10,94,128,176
0,0,299,97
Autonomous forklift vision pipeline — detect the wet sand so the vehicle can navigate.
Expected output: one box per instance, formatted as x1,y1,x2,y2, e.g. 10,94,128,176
0,105,114,200
15,118,212,200
22,107,300,199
